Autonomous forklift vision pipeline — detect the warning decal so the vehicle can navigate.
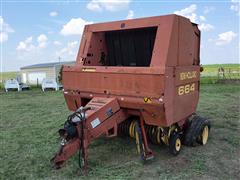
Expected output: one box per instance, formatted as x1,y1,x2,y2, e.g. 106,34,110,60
91,118,101,128
143,97,152,103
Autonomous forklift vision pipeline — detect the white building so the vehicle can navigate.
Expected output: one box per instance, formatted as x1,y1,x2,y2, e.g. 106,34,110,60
20,61,75,85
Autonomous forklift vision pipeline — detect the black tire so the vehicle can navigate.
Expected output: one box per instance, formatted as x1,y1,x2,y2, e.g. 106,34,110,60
169,132,182,156
183,115,210,146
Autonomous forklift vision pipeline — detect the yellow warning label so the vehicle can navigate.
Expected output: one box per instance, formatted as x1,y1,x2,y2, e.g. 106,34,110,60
144,97,152,103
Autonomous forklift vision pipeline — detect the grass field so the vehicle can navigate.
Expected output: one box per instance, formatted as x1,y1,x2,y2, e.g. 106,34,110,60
0,71,18,82
200,64,240,83
0,71,19,89
202,64,239,72
0,84,239,179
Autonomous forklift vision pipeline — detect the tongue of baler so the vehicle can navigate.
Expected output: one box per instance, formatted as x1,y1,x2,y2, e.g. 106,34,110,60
51,97,128,171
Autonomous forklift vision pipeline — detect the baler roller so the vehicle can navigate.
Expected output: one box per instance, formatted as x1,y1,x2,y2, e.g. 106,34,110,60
118,118,174,147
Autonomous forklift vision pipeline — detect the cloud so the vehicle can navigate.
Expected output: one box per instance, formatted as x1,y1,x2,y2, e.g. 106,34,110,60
216,31,237,46
17,34,48,51
87,1,102,12
208,38,214,42
174,4,197,23
199,15,206,21
37,34,48,48
56,41,79,58
198,23,214,32
60,18,93,36
230,0,240,15
0,16,14,43
53,41,62,46
0,16,14,33
174,4,214,32
0,33,8,43
49,11,58,17
16,37,35,51
203,6,215,14
126,10,134,19
87,0,131,12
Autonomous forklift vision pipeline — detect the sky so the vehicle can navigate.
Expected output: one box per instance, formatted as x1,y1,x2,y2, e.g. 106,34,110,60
0,0,239,72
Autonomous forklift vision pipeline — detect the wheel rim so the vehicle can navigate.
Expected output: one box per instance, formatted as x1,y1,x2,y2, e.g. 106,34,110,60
202,126,209,145
175,138,181,151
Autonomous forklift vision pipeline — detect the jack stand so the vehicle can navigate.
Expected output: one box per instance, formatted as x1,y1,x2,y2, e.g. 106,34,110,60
135,118,154,161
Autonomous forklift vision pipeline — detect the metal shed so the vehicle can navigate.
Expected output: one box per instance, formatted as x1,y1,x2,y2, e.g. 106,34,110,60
20,61,75,85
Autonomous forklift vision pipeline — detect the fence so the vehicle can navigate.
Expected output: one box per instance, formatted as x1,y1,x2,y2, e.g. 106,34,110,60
201,66,240,84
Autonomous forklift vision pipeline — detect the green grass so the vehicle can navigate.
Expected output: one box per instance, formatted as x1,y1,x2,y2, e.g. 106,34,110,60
0,84,240,179
0,71,19,81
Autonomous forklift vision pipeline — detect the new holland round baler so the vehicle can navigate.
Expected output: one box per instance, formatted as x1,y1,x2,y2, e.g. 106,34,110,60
51,14,210,171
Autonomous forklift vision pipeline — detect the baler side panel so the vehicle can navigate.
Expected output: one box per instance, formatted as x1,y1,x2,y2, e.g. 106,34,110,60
193,24,201,65
163,17,179,67
163,17,200,125
83,32,107,66
76,25,93,64
173,66,200,123
178,17,196,66
163,67,175,126
63,71,164,98
151,16,176,67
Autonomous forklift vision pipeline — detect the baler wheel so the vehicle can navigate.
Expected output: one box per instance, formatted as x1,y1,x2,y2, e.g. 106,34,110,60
197,122,210,145
169,132,181,156
183,115,210,146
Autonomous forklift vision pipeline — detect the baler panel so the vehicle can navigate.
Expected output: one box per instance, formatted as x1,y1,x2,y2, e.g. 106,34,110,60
63,70,165,98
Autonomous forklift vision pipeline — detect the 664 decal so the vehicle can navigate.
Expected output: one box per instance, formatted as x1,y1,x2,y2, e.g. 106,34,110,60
178,83,195,95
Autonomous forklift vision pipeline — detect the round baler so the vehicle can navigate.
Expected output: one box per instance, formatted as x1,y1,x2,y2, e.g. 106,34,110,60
51,14,210,171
